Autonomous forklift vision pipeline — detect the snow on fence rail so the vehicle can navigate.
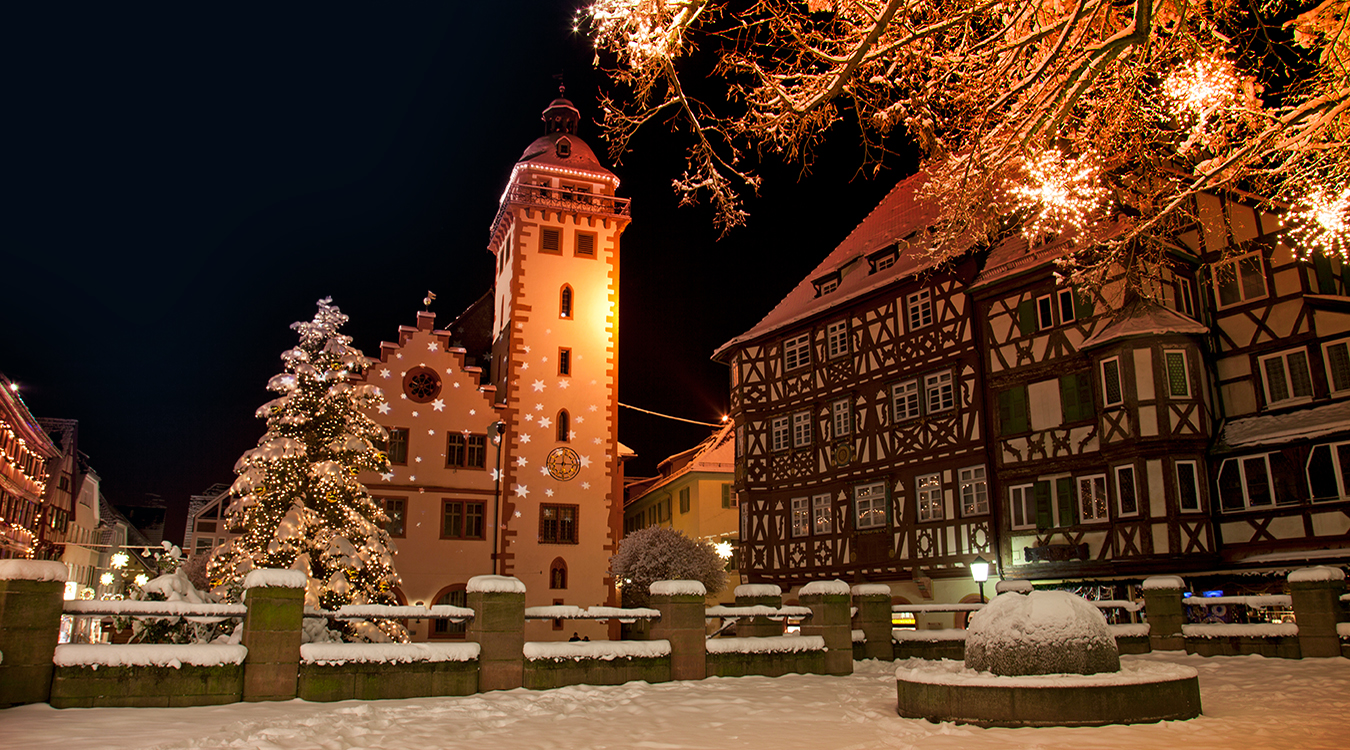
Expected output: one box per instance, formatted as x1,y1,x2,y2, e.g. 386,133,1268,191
523,605,660,621
1184,595,1292,608
704,605,813,620
1182,623,1300,638
892,628,968,642
300,642,480,665
704,635,826,654
523,640,670,661
62,600,248,619
54,643,248,668
303,604,475,621
1091,599,1143,612
892,603,985,613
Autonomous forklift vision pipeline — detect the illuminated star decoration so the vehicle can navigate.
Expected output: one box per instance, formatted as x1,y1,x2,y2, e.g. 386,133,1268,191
1006,148,1107,243
1286,186,1350,261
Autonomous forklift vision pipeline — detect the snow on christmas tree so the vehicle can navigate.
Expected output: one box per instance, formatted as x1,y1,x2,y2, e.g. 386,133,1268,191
208,297,404,641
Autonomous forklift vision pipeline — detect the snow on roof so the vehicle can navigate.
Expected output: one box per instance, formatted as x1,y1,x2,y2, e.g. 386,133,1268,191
968,216,1133,292
630,424,735,505
1218,399,1350,449
1079,300,1208,349
714,171,956,358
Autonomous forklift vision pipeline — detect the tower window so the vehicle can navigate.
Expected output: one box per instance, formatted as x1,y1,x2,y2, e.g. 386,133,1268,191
556,137,571,158
541,227,562,255
576,233,596,257
557,410,570,442
558,347,572,376
560,285,573,318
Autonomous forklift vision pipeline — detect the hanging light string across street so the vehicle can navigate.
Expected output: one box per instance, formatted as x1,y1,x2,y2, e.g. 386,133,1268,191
618,402,723,427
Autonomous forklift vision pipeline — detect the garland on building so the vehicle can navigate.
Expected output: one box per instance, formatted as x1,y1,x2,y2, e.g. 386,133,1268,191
208,298,405,641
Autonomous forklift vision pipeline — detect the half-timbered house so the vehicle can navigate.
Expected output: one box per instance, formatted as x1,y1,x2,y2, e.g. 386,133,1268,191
714,173,996,606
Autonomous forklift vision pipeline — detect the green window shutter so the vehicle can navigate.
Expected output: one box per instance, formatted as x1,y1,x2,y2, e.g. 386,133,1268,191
1061,373,1094,421
1034,480,1052,529
1057,478,1076,527
1313,253,1336,294
1075,290,1095,319
1017,299,1037,336
999,387,1028,435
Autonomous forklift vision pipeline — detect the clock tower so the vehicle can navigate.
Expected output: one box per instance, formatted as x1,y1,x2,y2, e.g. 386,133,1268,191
486,91,630,638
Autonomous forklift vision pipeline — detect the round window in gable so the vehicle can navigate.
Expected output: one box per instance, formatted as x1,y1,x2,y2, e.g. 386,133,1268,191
403,366,442,403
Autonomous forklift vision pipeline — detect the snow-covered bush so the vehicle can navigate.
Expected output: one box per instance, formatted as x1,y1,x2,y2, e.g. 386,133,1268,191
123,569,237,645
610,526,726,607
964,590,1120,677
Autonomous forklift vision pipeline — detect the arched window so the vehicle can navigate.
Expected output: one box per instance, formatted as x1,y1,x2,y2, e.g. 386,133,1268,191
430,584,468,638
557,410,570,442
560,285,573,318
549,557,568,589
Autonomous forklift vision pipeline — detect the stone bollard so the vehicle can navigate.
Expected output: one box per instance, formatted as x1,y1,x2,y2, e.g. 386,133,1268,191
467,574,525,691
1141,575,1186,652
800,580,853,676
241,569,305,702
650,580,707,682
0,560,68,707
852,584,892,661
1288,566,1346,658
734,583,783,638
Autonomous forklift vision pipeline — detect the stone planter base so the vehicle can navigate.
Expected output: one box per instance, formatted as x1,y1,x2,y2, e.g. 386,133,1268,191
896,662,1202,727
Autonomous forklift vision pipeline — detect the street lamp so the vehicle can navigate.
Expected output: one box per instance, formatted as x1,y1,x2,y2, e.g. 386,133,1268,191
971,556,991,604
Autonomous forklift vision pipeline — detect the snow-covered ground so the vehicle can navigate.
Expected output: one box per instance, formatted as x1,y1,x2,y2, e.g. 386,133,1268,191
3,653,1347,749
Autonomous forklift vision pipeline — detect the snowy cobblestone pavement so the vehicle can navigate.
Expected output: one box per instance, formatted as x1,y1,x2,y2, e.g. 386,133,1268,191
3,653,1347,749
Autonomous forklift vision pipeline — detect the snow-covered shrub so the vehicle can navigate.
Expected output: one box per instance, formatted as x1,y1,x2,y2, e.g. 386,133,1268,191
124,569,236,645
610,526,726,607
964,590,1120,676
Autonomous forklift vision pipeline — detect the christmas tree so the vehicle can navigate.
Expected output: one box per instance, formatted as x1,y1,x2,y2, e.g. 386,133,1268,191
209,298,404,641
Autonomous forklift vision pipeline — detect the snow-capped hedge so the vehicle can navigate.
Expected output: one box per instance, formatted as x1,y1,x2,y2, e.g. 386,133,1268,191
1182,623,1299,638
300,642,479,665
649,580,706,597
799,580,850,596
1288,566,1346,583
0,560,68,582
54,644,247,669
733,583,782,598
523,640,670,661
243,569,307,589
964,591,1119,676
467,575,526,594
705,635,826,654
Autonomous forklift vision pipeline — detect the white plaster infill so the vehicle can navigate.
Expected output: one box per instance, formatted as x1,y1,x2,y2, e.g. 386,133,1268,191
0,559,68,581
467,575,526,594
896,659,1198,688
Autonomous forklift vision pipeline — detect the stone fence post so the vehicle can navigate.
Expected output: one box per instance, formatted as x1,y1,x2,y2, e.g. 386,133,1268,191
734,583,782,638
650,580,706,682
800,579,852,675
241,569,305,702
1288,566,1346,658
852,584,892,661
0,560,67,707
1141,575,1186,652
467,574,525,691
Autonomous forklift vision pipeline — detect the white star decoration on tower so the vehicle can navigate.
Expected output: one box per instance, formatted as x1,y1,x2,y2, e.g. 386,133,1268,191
538,417,552,429
380,472,394,482
581,482,590,490
523,345,532,354
533,380,546,392
558,380,570,389
432,399,445,411
575,416,584,424
589,404,597,412
580,455,591,468
379,368,391,379
521,362,530,371
427,342,438,352
490,468,501,482
377,403,391,414
520,433,532,443
535,403,544,411
545,489,554,497
540,466,550,476
515,456,529,467
514,484,529,498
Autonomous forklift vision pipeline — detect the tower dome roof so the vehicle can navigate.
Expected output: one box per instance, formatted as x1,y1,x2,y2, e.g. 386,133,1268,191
514,89,613,179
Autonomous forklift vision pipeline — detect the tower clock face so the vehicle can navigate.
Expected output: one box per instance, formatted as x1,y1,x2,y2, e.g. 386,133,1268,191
546,447,581,481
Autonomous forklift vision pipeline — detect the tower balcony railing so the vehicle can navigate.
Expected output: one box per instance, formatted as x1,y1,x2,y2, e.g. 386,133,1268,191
503,184,631,217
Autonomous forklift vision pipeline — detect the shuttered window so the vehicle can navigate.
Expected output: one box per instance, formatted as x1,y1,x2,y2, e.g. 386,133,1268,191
1059,372,1095,422
540,227,562,254
998,386,1029,435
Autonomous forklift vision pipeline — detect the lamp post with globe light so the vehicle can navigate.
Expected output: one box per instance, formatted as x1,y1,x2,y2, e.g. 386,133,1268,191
971,556,991,604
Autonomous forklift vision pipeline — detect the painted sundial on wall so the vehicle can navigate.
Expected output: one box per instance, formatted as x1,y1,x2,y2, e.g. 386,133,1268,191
546,447,581,481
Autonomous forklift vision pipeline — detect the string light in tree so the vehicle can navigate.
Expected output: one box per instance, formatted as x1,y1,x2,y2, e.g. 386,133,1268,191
1006,148,1107,243
1286,186,1350,261
1163,55,1241,134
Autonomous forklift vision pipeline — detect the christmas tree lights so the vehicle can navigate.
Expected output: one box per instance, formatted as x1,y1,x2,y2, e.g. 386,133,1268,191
208,298,406,642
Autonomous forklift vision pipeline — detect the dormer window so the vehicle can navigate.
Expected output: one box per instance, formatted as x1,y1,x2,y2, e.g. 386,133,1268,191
868,247,898,273
556,137,572,158
813,271,841,297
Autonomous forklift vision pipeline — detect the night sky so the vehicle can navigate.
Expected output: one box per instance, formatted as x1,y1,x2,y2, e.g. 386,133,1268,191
5,4,908,543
